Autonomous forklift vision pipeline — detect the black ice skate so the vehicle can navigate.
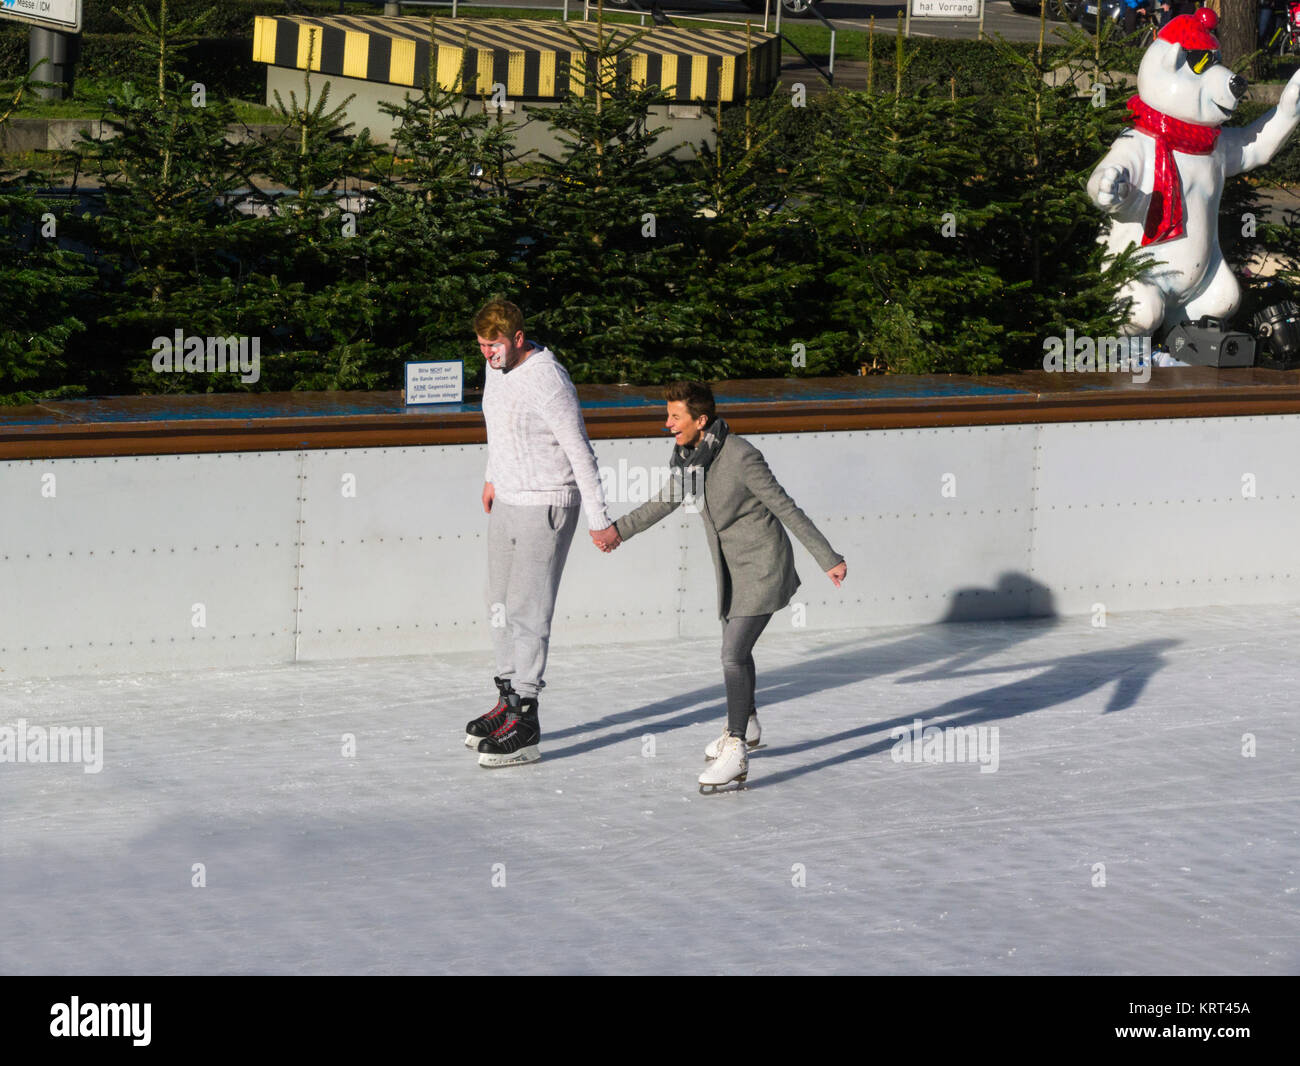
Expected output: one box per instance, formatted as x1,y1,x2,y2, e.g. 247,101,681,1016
465,676,514,748
477,694,541,768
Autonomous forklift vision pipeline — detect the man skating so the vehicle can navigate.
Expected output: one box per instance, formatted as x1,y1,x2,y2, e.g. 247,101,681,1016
465,299,619,767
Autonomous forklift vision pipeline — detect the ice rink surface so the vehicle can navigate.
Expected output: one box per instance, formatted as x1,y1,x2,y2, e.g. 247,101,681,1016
2,603,1297,976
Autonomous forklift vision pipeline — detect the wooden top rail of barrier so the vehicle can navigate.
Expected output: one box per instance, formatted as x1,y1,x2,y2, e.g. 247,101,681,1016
5,369,1300,460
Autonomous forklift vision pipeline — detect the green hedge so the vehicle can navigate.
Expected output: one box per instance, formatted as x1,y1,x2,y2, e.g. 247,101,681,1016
81,0,376,37
859,37,1074,96
0,31,263,100
1,1,369,97
6,9,1295,400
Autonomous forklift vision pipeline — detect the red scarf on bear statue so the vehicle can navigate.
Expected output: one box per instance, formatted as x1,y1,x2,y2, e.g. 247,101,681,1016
1126,95,1221,246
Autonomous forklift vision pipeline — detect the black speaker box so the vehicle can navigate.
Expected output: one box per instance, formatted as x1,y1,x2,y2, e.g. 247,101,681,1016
1164,318,1255,368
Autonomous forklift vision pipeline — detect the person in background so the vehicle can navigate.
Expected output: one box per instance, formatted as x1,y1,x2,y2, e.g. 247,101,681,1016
1260,0,1277,45
1123,0,1152,37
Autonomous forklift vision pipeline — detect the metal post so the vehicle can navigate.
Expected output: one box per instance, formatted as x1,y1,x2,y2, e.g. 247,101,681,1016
28,27,74,102
904,2,911,38
383,1,401,14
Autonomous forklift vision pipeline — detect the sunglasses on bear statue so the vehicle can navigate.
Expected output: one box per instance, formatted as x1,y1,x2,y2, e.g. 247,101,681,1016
1186,48,1220,75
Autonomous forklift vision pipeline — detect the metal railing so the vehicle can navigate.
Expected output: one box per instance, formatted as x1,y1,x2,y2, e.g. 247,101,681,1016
586,0,653,28
809,4,835,82
614,1,773,34
585,2,839,88
585,1,837,88
363,0,581,21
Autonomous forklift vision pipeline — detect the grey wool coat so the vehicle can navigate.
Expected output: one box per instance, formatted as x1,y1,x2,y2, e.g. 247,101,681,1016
613,433,843,620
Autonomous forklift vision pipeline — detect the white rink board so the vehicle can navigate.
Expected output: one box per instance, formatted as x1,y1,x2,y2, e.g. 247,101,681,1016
5,415,1300,677
1030,416,1300,614
296,444,491,660
678,425,1040,636
296,439,687,660
0,453,300,676
556,436,689,645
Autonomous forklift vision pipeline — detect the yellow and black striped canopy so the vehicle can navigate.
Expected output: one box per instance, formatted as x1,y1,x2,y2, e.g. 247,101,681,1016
251,15,780,103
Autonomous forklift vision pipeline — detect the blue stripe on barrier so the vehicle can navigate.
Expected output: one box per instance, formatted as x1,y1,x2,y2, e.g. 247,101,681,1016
0,380,1032,428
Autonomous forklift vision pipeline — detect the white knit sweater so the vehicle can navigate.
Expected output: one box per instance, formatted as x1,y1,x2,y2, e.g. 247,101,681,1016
482,345,612,530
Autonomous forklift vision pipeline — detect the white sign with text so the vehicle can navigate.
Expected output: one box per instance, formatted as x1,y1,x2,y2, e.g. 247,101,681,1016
910,0,982,18
0,0,83,33
405,361,464,405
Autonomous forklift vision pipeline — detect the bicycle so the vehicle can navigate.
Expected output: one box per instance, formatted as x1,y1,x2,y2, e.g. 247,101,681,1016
1131,6,1157,49
1265,3,1300,56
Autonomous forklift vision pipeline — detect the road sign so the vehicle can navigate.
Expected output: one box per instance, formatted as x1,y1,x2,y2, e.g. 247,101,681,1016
910,0,982,17
0,0,83,33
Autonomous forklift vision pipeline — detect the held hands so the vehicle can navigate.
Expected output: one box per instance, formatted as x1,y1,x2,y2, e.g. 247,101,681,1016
591,525,622,553
827,561,847,587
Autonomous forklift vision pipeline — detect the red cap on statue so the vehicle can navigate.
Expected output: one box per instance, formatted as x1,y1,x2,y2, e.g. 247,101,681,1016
1157,9,1220,51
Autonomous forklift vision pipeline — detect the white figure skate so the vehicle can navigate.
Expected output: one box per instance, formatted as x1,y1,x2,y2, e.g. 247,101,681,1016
699,734,749,795
705,714,761,760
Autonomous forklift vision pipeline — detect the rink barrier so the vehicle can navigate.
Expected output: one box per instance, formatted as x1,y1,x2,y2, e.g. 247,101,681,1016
5,369,1300,677
6,368,1300,459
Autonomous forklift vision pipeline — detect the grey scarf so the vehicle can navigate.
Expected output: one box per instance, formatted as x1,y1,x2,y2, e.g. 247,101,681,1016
670,417,729,501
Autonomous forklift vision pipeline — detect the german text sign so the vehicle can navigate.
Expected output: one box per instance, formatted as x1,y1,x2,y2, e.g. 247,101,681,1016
405,361,464,405
0,0,83,32
910,0,981,17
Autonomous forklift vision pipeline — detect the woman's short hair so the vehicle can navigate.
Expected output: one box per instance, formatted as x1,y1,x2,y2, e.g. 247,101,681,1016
665,381,715,423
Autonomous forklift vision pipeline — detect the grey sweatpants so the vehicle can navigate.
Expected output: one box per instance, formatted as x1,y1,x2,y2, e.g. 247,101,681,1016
486,501,580,699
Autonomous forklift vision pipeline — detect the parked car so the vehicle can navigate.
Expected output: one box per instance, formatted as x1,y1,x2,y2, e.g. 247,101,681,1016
754,0,820,15
1069,0,1126,29
1009,0,1071,14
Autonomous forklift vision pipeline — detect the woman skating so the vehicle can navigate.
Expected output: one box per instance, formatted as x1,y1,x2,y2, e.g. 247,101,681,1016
598,382,847,793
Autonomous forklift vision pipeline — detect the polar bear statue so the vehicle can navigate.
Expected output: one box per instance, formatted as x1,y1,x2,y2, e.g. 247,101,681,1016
1087,9,1300,344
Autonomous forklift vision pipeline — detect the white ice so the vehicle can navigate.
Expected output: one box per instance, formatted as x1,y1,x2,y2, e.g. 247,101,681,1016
1,603,1297,975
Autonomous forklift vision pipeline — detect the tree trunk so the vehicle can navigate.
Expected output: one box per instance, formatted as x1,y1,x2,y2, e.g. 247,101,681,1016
1215,0,1259,81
